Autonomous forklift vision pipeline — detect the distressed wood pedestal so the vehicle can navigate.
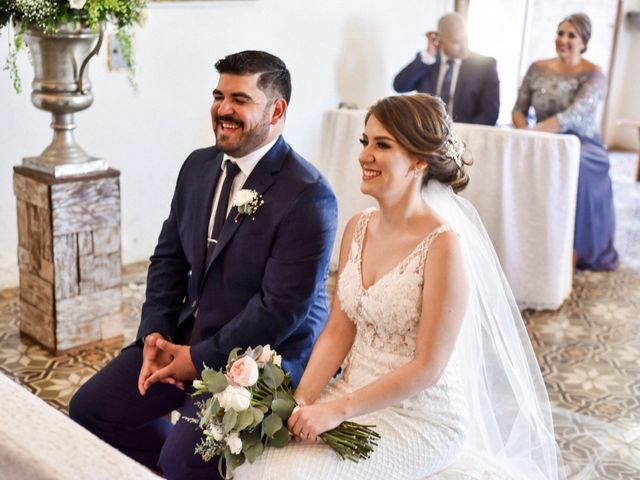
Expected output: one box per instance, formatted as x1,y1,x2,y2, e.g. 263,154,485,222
13,167,124,353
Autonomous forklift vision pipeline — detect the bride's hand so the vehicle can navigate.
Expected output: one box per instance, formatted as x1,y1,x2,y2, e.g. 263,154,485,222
288,402,345,442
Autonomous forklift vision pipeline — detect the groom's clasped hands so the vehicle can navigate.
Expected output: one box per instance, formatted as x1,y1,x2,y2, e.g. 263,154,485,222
137,333,197,396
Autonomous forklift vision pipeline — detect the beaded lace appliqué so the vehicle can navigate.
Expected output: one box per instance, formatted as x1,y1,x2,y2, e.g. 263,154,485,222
512,63,606,138
337,209,453,355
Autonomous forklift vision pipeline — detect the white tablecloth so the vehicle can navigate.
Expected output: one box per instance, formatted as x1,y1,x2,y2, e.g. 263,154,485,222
316,109,581,310
0,373,158,480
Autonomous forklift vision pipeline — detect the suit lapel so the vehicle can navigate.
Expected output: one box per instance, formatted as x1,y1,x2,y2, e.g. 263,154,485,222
202,137,289,276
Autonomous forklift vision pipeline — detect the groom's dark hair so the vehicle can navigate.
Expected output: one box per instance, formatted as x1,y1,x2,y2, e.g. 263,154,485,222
215,50,292,105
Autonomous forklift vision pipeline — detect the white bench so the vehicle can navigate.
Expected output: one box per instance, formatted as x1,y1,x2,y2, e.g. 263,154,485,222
0,373,159,480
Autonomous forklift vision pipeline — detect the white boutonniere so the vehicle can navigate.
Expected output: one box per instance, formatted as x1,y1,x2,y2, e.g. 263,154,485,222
231,189,264,222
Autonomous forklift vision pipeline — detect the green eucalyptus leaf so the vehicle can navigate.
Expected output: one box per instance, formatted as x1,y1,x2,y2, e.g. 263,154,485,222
201,397,221,426
250,407,264,428
268,425,290,448
235,408,254,432
262,413,283,438
202,369,228,394
223,408,238,433
224,450,245,473
240,428,261,448
271,396,295,419
262,363,284,389
243,440,264,464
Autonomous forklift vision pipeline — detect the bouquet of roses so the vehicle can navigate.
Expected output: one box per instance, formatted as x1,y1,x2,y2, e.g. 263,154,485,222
188,345,379,479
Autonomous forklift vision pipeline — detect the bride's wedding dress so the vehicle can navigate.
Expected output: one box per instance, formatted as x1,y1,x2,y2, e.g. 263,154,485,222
235,183,560,480
235,210,488,479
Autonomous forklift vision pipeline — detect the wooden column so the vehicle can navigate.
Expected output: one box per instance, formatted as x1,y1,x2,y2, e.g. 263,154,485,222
13,167,124,353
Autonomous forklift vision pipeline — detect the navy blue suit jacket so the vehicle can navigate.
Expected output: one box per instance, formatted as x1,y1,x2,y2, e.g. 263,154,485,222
393,51,500,126
136,136,338,386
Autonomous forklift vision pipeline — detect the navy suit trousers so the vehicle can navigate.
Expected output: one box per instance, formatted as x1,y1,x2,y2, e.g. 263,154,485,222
69,345,222,479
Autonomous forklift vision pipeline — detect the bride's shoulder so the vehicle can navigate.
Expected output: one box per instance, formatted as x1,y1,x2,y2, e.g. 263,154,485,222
337,210,376,260
343,208,376,239
427,223,458,239
423,224,461,256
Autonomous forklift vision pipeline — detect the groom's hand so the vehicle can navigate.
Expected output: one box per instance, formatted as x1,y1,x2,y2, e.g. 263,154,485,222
138,333,176,396
142,338,197,393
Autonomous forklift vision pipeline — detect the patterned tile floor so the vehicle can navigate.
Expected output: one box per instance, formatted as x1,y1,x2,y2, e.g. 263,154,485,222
0,152,638,479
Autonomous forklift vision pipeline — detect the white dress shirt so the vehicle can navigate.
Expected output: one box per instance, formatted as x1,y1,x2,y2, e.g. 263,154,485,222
420,50,462,114
207,137,278,239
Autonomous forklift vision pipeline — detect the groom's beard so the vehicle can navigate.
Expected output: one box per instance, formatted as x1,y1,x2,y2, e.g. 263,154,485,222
214,111,271,158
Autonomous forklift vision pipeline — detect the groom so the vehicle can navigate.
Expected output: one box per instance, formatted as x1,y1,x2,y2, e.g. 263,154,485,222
70,50,338,479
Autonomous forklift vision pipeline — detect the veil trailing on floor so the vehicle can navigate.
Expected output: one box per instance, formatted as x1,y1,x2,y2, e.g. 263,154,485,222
423,180,562,480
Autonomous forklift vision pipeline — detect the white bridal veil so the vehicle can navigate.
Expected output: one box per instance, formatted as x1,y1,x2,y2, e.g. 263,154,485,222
423,180,562,480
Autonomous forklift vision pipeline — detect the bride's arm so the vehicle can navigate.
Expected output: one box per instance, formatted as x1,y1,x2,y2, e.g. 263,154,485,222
292,214,360,407
288,231,469,440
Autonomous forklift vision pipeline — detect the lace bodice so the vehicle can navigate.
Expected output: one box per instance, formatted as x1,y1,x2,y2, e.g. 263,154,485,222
338,208,453,355
513,62,606,138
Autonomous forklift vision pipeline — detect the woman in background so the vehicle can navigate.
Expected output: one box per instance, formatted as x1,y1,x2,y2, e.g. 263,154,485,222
513,13,618,270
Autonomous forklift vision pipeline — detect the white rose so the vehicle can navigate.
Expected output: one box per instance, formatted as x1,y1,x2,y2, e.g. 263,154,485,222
272,354,282,367
215,385,251,412
225,432,243,455
232,189,255,207
68,0,87,9
256,345,272,365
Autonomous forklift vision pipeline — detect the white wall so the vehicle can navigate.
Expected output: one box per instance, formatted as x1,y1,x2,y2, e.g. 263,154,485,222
0,0,452,288
467,0,529,125
606,0,640,149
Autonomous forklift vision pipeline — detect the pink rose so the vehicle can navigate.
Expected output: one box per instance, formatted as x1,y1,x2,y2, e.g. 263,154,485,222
228,356,259,387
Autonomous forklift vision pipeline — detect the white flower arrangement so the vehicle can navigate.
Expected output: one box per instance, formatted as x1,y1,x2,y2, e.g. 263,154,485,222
188,345,380,478
232,189,264,222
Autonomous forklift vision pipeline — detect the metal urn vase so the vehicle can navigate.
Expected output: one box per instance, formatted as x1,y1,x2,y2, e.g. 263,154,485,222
22,23,108,177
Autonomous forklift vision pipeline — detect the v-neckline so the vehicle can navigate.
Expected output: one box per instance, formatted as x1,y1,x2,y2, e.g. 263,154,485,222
357,211,431,294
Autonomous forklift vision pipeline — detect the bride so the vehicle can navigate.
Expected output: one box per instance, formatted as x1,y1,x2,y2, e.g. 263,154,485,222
234,94,561,479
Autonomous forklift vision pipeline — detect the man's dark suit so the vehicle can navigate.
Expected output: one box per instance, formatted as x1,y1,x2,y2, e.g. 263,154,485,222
70,136,337,479
393,51,500,126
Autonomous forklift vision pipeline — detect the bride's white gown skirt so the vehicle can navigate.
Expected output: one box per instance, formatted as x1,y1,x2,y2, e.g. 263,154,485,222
235,215,508,479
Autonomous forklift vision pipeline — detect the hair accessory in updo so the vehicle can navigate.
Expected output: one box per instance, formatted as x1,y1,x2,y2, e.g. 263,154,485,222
444,133,465,168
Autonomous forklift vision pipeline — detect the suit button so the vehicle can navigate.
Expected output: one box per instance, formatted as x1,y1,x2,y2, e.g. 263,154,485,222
191,301,197,308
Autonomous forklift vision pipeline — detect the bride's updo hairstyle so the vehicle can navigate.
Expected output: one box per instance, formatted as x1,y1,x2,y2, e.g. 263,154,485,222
365,93,471,193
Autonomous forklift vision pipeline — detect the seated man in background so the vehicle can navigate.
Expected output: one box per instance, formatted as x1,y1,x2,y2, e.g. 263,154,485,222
394,12,500,126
